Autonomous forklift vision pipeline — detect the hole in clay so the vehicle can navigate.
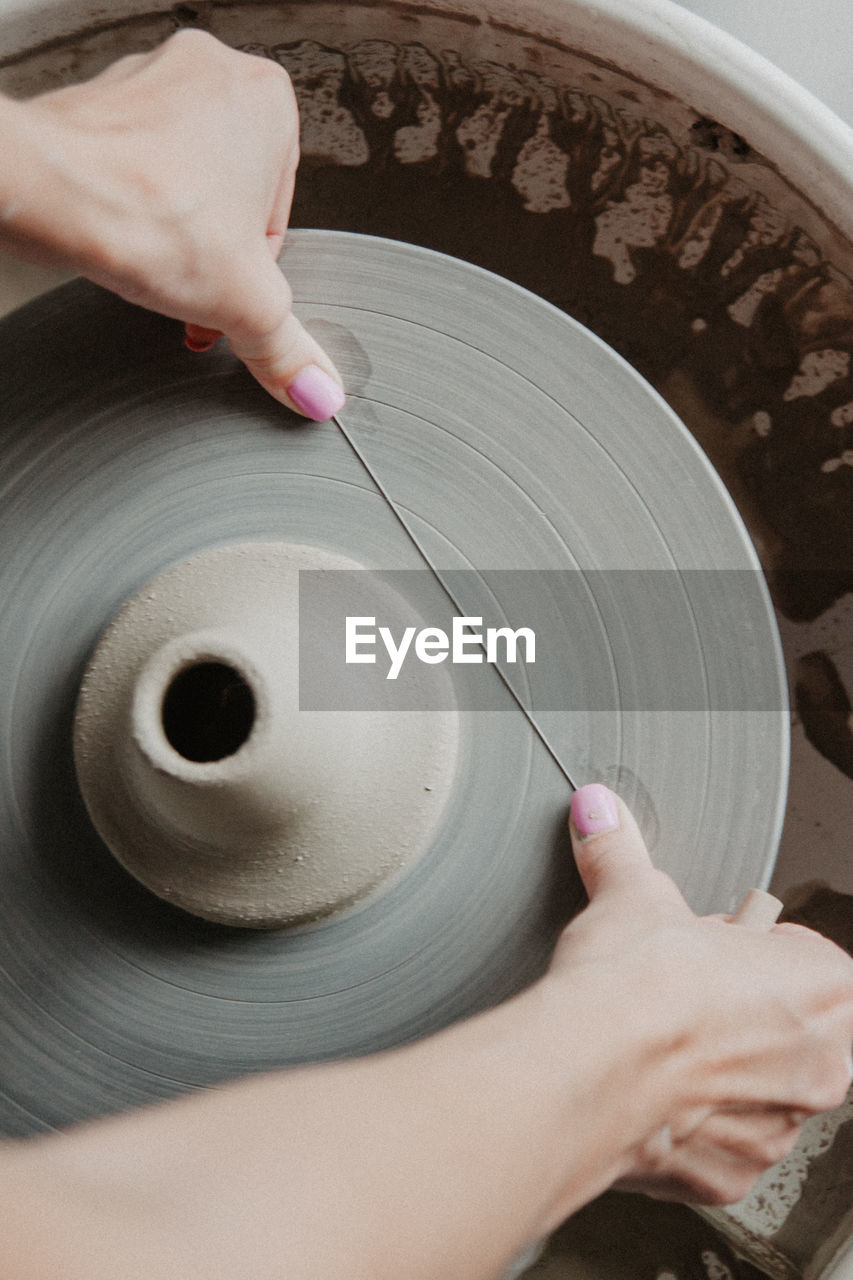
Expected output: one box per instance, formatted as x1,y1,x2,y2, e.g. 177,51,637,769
161,662,256,762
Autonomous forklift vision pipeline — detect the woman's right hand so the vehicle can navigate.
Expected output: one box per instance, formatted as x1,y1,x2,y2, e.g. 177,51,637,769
549,783,853,1208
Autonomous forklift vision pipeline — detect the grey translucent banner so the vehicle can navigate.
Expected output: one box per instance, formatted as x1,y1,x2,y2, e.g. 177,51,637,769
298,569,785,712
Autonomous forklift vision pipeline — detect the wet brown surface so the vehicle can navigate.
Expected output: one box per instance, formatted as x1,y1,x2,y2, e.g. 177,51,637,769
794,652,853,781
784,880,853,955
537,1192,770,1278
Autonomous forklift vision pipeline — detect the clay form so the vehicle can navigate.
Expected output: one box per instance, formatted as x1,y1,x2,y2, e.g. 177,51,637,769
73,541,459,927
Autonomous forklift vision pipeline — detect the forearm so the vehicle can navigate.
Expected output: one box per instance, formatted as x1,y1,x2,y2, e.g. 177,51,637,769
1,977,666,1280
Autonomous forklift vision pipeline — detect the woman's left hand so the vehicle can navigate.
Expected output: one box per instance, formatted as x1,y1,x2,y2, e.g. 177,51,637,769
0,29,345,419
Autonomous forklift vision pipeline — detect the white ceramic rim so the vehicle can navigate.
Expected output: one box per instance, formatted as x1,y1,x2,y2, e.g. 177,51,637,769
0,0,851,244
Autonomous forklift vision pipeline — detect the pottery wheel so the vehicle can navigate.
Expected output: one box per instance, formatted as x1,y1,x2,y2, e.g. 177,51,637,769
0,231,787,1135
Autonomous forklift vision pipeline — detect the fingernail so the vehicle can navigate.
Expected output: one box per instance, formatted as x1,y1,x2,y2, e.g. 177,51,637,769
286,364,346,421
570,783,619,838
184,325,219,353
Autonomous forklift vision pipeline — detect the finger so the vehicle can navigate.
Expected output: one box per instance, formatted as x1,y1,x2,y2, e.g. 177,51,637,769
684,1105,805,1166
222,248,346,421
568,784,657,901
184,237,282,355
731,888,783,931
624,1115,795,1206
643,1148,763,1207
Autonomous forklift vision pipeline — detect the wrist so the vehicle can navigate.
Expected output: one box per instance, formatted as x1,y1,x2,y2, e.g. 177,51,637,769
539,917,724,1190
525,964,685,1226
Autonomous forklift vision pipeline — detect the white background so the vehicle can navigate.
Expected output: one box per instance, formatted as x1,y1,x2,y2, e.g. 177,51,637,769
673,0,853,127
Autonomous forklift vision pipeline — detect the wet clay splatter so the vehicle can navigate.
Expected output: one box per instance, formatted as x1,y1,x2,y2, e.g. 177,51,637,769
795,651,853,780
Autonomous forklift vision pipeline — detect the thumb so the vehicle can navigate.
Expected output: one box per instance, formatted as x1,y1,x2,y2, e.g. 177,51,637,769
569,783,655,902
220,248,346,422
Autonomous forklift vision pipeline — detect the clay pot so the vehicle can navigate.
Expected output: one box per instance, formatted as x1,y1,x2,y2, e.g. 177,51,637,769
73,541,458,927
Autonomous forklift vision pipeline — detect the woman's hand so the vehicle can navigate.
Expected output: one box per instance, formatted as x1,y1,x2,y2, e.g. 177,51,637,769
551,783,853,1208
0,29,345,419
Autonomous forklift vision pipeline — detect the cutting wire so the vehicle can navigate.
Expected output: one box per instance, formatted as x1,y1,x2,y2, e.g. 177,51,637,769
331,413,579,791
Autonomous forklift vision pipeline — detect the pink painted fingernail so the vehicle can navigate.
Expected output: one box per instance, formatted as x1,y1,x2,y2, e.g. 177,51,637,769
286,364,346,421
570,783,619,837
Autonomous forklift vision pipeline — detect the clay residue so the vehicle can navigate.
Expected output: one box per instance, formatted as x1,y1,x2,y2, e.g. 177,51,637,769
768,1107,853,1273
782,879,853,954
538,1191,768,1278
755,882,853,1269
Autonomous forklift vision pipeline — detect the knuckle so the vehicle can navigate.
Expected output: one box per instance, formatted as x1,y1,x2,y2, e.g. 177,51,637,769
693,1173,756,1208
831,1061,853,1106
729,1173,760,1205
760,1129,801,1168
239,45,297,106
226,303,296,365
819,1065,853,1112
798,1064,852,1117
168,27,218,57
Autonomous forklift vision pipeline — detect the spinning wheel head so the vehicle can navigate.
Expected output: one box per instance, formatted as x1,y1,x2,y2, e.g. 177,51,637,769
0,231,787,1134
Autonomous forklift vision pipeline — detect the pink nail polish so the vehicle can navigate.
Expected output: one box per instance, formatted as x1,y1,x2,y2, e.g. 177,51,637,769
570,783,619,837
286,365,346,421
